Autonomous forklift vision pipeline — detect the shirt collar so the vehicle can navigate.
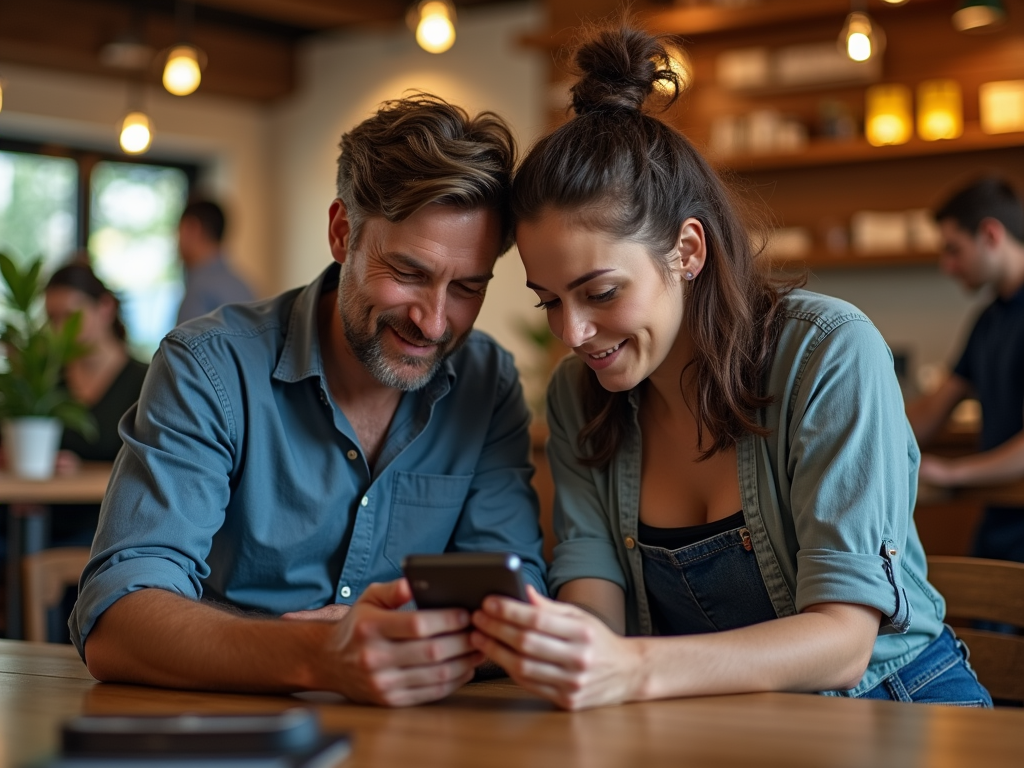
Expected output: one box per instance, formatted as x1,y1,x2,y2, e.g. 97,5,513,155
271,262,458,395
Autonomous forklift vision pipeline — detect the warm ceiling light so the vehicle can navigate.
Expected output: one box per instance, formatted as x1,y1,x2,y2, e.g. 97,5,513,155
953,0,1006,32
162,45,203,96
119,111,153,154
880,0,909,4
839,11,885,62
414,1,456,54
654,48,692,96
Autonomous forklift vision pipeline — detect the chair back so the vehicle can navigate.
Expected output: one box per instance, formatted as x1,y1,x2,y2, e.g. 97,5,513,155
21,547,91,643
927,555,1024,703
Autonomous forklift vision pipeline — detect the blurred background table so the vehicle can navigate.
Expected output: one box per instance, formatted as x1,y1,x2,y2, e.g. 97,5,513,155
1,463,111,640
2,639,1023,768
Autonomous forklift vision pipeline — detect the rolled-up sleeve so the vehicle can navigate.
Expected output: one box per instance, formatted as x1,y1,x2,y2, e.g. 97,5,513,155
784,318,917,632
70,335,236,656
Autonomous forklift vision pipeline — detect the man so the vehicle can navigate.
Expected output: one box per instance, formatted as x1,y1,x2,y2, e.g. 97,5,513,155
907,177,1024,564
176,199,255,324
71,94,546,707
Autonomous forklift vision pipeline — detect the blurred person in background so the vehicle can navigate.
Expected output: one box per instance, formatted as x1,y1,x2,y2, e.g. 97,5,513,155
907,177,1024,566
176,199,254,324
37,261,149,642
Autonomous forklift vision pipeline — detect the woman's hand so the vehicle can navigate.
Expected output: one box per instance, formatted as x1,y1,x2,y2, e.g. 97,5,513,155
470,585,644,710
55,450,82,475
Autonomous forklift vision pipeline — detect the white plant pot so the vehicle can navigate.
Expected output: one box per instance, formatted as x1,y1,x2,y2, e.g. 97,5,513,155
3,417,62,479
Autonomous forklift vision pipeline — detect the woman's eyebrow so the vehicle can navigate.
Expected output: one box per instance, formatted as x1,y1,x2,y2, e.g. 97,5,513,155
526,269,616,292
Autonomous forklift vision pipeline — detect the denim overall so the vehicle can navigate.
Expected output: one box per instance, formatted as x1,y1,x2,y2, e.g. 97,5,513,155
638,513,992,706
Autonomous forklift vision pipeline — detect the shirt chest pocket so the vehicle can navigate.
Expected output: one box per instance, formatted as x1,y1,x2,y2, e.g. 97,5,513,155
384,471,475,570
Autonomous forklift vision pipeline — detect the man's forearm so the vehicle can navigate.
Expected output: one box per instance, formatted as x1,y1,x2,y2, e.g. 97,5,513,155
84,589,331,693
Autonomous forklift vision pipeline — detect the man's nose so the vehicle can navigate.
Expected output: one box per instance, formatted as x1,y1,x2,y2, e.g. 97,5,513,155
408,287,447,341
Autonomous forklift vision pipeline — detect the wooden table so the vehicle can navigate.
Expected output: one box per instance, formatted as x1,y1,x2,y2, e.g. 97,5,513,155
1,463,111,640
2,640,1023,768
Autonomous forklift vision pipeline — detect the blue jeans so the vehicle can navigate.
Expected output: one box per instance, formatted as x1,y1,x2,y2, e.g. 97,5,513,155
856,626,992,706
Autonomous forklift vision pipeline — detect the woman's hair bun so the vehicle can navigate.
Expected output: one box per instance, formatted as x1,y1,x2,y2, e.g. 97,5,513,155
570,27,679,116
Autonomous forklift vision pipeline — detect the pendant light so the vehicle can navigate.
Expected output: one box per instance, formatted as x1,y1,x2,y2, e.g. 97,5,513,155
120,112,153,154
410,0,457,54
839,4,885,63
119,82,153,155
162,1,206,95
952,0,1006,32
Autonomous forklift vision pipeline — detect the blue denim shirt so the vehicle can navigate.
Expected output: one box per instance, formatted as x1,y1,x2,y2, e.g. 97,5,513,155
545,289,945,697
71,263,547,656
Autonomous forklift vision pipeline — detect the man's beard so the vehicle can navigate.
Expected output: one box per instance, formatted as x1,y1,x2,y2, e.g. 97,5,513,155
337,268,466,391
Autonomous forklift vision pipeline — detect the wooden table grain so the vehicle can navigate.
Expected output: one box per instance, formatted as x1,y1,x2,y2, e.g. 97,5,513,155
2,640,1023,768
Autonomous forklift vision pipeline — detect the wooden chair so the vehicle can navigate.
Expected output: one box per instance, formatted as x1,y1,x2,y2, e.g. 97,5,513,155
21,547,91,643
927,555,1024,703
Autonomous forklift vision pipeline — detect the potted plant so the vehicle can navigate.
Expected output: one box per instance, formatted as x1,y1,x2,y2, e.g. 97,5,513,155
0,253,96,478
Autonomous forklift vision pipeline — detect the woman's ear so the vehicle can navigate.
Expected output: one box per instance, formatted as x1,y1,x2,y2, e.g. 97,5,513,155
673,217,707,282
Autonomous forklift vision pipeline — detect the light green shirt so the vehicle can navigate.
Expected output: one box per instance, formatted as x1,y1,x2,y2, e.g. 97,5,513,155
545,289,944,696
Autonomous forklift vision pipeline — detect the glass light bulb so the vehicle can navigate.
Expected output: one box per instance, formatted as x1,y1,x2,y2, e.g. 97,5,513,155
847,32,872,62
120,112,152,154
416,2,455,54
163,46,202,96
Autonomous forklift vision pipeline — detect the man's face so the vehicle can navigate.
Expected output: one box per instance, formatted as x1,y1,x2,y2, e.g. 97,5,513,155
330,202,500,391
938,219,998,292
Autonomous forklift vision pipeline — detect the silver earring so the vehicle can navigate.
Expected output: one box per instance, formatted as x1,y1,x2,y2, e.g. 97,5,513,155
684,270,695,281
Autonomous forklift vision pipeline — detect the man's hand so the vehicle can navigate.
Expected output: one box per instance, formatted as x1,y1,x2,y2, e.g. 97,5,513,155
281,604,352,621
319,578,483,707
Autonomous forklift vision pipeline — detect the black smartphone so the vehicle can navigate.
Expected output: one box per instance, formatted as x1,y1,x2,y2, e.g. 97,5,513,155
403,551,529,612
60,709,323,756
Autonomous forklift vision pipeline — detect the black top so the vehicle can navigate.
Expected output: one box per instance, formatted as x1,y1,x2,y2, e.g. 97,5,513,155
953,284,1024,452
60,357,149,461
638,510,745,550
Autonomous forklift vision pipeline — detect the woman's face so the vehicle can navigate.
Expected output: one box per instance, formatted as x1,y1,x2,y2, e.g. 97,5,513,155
517,209,702,393
45,287,111,347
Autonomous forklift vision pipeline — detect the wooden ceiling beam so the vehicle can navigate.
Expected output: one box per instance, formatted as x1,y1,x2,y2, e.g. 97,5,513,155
0,0,294,101
197,0,409,29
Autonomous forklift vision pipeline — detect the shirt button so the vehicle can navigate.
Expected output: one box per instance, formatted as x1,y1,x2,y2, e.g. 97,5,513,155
624,536,636,549
340,586,352,598
889,548,898,556
360,496,369,507
346,449,358,460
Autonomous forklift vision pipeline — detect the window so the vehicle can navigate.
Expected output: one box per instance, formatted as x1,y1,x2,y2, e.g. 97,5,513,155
0,139,196,358
0,150,77,269
90,161,189,356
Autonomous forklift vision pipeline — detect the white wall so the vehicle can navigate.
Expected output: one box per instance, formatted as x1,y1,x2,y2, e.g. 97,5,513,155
271,2,549,383
0,62,276,298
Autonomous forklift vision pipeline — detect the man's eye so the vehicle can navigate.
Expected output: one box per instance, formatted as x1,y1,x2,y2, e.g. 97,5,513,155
453,283,486,298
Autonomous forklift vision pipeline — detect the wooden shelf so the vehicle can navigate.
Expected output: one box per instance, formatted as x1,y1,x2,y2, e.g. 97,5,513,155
715,124,1024,173
643,0,944,38
772,250,939,271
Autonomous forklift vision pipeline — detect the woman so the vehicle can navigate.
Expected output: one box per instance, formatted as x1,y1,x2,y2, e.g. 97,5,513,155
469,27,991,709
43,262,148,565
45,262,148,476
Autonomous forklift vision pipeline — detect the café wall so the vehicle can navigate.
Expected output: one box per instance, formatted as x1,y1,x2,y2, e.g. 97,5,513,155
0,1,989,398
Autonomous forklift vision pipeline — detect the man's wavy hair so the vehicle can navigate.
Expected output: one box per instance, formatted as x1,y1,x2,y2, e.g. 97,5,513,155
336,93,517,254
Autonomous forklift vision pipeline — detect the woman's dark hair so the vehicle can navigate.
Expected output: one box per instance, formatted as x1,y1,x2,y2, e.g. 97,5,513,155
45,262,128,342
512,27,795,467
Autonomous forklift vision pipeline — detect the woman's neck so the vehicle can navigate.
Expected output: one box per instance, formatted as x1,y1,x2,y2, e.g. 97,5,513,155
66,336,128,406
